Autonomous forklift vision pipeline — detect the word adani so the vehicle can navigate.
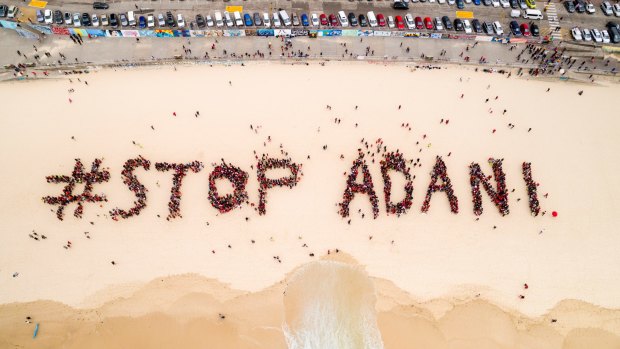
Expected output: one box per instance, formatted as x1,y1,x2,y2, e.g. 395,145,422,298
42,152,543,221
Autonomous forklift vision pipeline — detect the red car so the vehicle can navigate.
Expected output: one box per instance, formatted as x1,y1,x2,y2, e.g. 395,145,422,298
415,16,423,29
395,15,404,29
520,23,531,36
377,13,386,27
319,13,327,26
424,17,434,30
329,13,338,26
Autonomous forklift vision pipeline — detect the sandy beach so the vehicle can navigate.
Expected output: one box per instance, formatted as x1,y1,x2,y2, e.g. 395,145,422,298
1,61,620,348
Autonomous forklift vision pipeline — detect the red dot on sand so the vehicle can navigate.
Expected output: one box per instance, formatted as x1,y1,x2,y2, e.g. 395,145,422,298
552,211,558,217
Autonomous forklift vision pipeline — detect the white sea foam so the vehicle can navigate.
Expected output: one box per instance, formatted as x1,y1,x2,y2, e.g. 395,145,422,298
283,261,384,349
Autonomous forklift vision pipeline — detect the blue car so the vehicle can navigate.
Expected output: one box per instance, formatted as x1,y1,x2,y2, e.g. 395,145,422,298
244,13,253,26
473,0,481,5
301,13,309,26
456,0,465,8
139,15,146,28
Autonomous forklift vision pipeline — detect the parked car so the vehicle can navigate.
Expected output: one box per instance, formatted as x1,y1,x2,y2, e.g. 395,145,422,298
93,2,109,10
574,0,585,13
138,15,146,28
472,18,482,32
348,12,357,26
290,12,299,26
586,2,595,14
64,12,72,24
442,16,453,30
395,15,405,29
177,13,185,28
301,13,310,26
73,13,81,27
328,13,338,26
244,13,253,26
81,12,91,26
157,13,165,26
311,13,319,26
233,11,242,26
405,14,415,29
415,16,423,29
253,13,263,26
43,9,53,24
359,13,368,27
224,11,233,26
530,22,539,36
54,10,63,24
206,15,214,27
456,0,465,9
520,22,530,35
424,16,434,29
120,13,128,26
36,10,44,23
581,27,592,41
500,0,510,7
319,13,328,26
434,16,444,30
591,28,603,42
377,13,386,26
492,0,500,7
601,1,613,15
509,20,521,35
564,1,576,12
338,11,349,27
0,5,7,18
165,11,175,27
601,29,610,43
571,27,583,40
493,21,503,35
7,5,18,18
195,14,205,28
110,13,118,27
463,19,472,33
454,18,464,31
609,27,620,43
482,21,493,34
393,0,409,9
613,3,620,16
510,0,518,8
91,13,99,26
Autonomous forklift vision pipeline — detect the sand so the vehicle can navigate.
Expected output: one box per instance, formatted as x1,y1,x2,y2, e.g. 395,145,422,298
0,61,619,347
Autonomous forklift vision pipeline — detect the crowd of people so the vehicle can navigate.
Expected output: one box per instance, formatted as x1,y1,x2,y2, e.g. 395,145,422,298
256,155,302,215
469,159,510,216
421,156,459,214
42,158,110,220
339,152,380,219
110,156,151,220
522,162,541,216
155,161,204,220
208,162,249,213
380,151,413,216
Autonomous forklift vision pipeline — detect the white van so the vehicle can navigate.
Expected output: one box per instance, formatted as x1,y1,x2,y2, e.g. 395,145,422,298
263,12,271,27
223,11,233,26
523,8,544,19
367,11,378,27
273,12,281,27
338,11,349,27
127,10,136,26
214,11,223,27
279,10,291,26
233,11,243,26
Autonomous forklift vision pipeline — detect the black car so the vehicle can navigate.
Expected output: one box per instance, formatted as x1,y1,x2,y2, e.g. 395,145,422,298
454,18,464,31
196,14,206,28
510,0,519,8
393,0,409,9
166,11,175,27
253,12,262,26
53,9,63,24
606,21,619,30
82,12,92,26
109,13,118,27
609,26,620,43
482,21,493,34
574,0,585,13
564,1,575,12
509,20,521,35
471,19,482,32
530,22,539,36
442,16,453,30
483,0,492,6
348,12,358,26
93,2,109,10
359,14,368,27
0,5,7,17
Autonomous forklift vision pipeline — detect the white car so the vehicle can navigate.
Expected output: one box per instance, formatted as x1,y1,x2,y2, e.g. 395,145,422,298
405,14,415,29
272,12,281,27
233,11,243,26
434,17,444,30
463,19,472,33
448,0,455,5
613,3,620,16
591,28,602,42
206,15,214,27
311,13,319,26
101,14,109,26
438,0,446,4
147,14,154,28
600,1,613,15
492,0,500,7
91,13,99,27
158,14,165,26
601,29,610,43
44,9,53,24
493,21,503,35
73,13,81,27
338,11,349,27
585,3,595,14
7,5,18,18
224,11,233,26
500,0,510,7
581,28,592,41
177,14,185,28
263,13,271,27
571,27,582,40
387,15,395,28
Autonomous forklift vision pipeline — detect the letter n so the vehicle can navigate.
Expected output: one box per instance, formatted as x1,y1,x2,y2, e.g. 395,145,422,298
470,159,509,216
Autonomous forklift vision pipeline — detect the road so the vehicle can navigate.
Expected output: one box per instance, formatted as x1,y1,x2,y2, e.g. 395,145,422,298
3,0,620,43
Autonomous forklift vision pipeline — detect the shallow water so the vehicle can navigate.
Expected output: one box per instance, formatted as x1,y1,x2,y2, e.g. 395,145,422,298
283,261,384,349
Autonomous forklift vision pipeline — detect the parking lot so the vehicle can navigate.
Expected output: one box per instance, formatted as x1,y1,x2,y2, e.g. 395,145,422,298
2,0,620,43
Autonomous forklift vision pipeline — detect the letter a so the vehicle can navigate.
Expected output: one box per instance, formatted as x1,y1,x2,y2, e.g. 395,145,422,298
339,152,379,218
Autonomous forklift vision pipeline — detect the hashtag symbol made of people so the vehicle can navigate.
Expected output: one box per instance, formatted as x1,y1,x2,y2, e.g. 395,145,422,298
42,158,111,221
